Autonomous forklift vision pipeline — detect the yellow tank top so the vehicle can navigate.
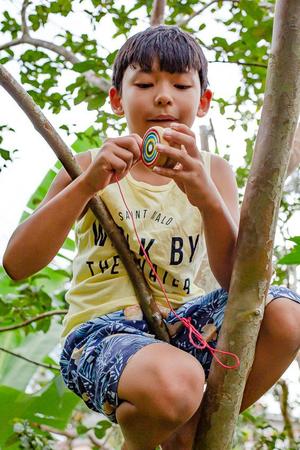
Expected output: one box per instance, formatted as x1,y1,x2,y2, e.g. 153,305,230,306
60,149,212,343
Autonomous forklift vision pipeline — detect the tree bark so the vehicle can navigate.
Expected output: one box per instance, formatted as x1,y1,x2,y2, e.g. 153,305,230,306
0,64,171,343
286,122,300,177
150,0,166,26
194,1,300,448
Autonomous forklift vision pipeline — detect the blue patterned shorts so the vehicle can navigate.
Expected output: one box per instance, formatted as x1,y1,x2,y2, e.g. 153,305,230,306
59,286,300,423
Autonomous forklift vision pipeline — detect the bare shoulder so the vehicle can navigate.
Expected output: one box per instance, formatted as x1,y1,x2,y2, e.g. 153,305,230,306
209,153,240,226
209,153,233,175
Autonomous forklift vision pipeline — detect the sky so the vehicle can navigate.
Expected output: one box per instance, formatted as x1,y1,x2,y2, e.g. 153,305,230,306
0,0,299,417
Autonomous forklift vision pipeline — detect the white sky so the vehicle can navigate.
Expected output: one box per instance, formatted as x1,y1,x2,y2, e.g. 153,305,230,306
0,0,299,417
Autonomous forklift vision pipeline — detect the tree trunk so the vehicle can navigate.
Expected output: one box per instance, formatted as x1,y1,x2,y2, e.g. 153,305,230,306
194,1,300,448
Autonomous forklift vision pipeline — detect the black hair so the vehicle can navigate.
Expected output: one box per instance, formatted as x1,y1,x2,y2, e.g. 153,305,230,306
112,25,209,96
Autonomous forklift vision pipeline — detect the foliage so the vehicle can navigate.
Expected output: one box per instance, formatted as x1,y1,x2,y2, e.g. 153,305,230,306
8,419,54,449
234,406,300,449
0,124,18,171
278,236,300,265
0,0,299,447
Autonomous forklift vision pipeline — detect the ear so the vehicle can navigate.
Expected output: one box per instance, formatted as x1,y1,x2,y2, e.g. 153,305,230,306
109,86,124,116
197,89,213,118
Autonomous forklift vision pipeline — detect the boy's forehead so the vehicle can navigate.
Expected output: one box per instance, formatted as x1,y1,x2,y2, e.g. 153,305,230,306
126,62,197,79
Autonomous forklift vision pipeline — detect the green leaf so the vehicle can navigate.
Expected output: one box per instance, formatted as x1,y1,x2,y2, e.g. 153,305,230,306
73,60,98,73
71,126,103,152
0,321,62,390
0,377,80,446
93,419,112,438
277,237,300,265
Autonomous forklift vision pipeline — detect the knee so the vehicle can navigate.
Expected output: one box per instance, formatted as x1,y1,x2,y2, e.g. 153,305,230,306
154,357,205,426
263,299,300,354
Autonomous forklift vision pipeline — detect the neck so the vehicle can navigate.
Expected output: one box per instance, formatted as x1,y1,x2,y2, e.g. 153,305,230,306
130,161,171,186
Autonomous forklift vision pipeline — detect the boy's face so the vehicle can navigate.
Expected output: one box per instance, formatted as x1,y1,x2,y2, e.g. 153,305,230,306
109,59,212,138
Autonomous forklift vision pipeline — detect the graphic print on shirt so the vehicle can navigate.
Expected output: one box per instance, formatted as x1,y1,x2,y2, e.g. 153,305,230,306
86,208,202,297
92,222,107,247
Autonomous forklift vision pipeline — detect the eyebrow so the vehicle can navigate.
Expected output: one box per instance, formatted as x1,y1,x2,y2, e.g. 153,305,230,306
132,68,193,77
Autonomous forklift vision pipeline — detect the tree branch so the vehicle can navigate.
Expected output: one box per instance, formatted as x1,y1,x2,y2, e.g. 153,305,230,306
0,346,60,371
21,0,30,37
31,421,112,449
0,309,67,332
150,0,166,26
0,64,170,343
178,0,239,27
277,379,296,448
0,2,110,93
209,59,268,68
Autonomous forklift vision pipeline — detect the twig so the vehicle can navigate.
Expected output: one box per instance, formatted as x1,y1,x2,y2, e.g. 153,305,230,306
208,59,267,69
178,0,239,27
0,309,67,332
21,0,30,37
150,0,166,26
277,379,296,448
0,346,60,371
31,421,111,449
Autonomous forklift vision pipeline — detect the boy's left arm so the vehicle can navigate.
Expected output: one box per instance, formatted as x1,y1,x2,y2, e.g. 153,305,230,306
201,153,239,290
153,123,239,291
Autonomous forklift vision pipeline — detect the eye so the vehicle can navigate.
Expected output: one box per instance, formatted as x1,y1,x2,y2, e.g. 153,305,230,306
175,85,191,89
135,83,153,88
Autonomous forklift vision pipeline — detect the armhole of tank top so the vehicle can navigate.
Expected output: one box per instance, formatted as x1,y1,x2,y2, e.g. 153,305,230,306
90,147,100,162
200,150,211,177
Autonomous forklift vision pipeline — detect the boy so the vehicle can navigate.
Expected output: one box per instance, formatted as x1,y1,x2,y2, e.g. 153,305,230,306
3,25,300,450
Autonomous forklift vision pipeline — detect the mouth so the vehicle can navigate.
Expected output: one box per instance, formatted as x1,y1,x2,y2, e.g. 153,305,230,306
147,116,178,125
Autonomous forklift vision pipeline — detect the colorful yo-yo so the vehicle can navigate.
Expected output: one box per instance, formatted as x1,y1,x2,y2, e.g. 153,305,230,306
141,126,177,170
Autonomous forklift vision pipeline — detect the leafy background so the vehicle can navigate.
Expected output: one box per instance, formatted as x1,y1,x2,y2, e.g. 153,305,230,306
0,0,299,448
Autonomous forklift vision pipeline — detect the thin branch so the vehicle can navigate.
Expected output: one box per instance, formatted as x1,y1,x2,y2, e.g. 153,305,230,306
0,64,170,343
150,0,166,26
31,421,76,439
209,59,268,69
31,421,112,449
21,0,30,37
277,379,296,448
0,346,60,371
178,0,239,27
0,309,67,332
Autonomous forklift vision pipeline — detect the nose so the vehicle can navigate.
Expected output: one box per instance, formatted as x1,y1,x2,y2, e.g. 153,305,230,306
154,91,173,107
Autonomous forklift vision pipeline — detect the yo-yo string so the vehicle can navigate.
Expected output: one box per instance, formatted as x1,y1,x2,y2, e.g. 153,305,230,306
114,173,240,370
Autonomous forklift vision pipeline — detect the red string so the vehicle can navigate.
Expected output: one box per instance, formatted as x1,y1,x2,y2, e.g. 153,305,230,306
114,173,240,370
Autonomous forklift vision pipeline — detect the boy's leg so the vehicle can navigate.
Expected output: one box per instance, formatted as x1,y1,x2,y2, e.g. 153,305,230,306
115,342,205,450
240,296,300,411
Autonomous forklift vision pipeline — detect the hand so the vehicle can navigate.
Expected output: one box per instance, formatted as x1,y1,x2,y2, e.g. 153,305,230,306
82,134,142,194
153,123,217,209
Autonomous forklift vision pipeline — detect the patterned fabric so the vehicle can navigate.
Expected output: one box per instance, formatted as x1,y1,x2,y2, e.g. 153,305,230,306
59,285,300,424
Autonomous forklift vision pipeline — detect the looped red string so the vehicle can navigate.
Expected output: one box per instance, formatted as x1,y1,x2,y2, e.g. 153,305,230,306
114,173,240,370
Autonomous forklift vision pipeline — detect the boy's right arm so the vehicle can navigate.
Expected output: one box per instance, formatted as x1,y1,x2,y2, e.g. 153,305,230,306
3,134,141,281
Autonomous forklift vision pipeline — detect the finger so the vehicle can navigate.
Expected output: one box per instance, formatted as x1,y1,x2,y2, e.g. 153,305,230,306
111,146,135,167
170,122,195,137
106,135,141,163
106,152,128,175
156,143,193,168
162,126,199,159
